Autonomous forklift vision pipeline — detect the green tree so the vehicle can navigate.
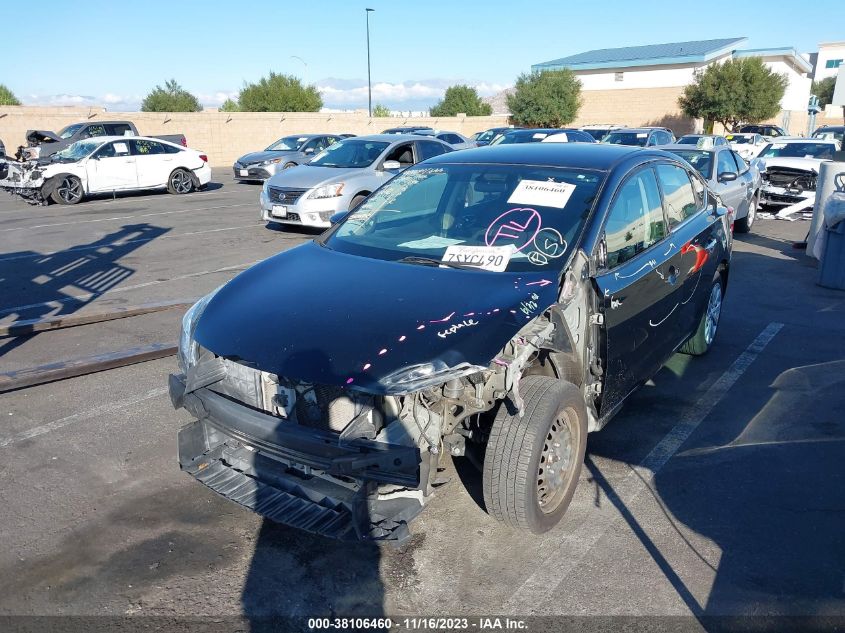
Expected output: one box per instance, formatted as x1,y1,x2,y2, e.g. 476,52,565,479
812,77,836,108
430,85,492,117
0,84,21,106
372,103,391,117
219,98,239,112
506,70,581,127
141,79,202,112
678,57,787,132
237,72,322,112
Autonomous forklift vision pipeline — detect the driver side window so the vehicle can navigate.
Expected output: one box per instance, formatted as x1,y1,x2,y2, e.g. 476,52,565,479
384,143,415,168
716,151,736,177
604,168,667,268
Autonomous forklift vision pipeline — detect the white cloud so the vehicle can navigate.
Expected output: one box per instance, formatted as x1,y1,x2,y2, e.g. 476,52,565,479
24,93,141,111
315,79,512,110
197,91,238,107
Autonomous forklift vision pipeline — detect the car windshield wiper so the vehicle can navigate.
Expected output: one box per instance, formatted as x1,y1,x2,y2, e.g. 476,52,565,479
397,256,480,271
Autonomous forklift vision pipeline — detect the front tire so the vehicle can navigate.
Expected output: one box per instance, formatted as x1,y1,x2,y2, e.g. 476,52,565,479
483,376,587,533
679,274,723,356
50,175,84,205
167,168,194,195
734,194,757,233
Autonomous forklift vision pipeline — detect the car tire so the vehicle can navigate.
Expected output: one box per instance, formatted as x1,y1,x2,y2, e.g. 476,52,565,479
734,194,758,233
283,162,297,170
483,375,587,534
679,273,724,356
50,175,84,205
350,194,368,211
167,168,194,195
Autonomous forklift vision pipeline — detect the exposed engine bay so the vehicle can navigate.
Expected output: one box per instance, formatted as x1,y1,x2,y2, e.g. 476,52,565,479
0,158,51,205
170,255,598,543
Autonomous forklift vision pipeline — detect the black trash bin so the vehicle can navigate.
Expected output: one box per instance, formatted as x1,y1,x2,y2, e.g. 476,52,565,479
818,221,845,290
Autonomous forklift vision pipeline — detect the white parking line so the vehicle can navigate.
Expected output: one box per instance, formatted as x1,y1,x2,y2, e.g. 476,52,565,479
0,202,252,232
503,321,784,613
0,387,169,449
0,188,233,216
0,223,266,263
0,260,261,316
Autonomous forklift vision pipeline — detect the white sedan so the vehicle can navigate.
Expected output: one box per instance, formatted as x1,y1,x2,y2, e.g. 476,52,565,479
2,136,212,205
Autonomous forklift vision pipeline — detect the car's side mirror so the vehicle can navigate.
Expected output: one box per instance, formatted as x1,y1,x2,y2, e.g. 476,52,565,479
304,147,315,155
718,171,738,183
329,211,348,225
382,160,401,170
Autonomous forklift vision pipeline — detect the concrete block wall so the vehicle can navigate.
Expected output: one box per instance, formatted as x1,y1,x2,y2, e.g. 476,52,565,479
572,87,697,134
0,107,510,166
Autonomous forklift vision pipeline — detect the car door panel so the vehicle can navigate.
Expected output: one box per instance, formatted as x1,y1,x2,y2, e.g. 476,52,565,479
593,167,683,414
133,139,171,188
714,149,746,216
85,142,138,192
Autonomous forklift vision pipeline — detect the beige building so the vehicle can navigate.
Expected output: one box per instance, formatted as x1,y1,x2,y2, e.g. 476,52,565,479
530,37,814,135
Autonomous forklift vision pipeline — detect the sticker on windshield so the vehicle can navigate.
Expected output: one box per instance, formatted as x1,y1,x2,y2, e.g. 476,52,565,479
442,245,513,272
532,133,548,139
399,235,464,249
637,133,648,138
507,180,576,209
771,143,786,149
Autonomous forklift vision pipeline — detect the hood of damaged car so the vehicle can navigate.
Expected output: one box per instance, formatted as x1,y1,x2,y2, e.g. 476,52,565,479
25,130,62,144
193,241,560,393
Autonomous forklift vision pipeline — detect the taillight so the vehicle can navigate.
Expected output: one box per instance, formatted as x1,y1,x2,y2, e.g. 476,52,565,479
181,137,187,147
199,154,208,163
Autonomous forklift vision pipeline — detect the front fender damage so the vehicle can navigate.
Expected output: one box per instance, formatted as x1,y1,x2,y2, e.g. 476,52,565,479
0,158,51,205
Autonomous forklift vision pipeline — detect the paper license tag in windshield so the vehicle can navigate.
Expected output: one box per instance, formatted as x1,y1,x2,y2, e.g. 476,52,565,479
442,245,512,271
507,179,576,209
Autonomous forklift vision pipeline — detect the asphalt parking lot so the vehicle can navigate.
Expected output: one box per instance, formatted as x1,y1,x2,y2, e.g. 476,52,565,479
0,172,843,629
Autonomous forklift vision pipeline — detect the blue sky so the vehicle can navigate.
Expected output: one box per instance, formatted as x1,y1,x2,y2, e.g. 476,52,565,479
4,0,843,111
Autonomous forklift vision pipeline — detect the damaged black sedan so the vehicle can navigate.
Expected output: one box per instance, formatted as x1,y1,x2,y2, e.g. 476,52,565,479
170,144,731,542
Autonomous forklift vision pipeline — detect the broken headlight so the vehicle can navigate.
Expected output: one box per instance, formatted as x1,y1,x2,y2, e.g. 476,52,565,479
178,287,223,372
379,361,485,394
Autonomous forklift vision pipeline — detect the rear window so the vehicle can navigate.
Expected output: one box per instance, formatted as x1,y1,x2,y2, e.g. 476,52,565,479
602,131,649,147
664,149,713,179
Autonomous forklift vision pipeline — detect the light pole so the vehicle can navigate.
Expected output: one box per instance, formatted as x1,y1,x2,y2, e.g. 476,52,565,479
366,8,374,117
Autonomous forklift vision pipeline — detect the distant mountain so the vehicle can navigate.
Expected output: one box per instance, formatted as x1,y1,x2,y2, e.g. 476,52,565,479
483,88,514,116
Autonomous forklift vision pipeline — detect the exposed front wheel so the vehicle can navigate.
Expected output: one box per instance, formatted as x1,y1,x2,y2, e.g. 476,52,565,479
50,175,84,205
167,169,194,195
680,274,723,356
483,376,587,533
734,194,757,233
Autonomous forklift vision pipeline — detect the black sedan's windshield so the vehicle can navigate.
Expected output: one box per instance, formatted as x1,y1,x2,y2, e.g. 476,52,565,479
665,149,714,179
326,163,604,272
58,124,84,139
266,136,308,151
602,131,649,147
308,140,390,168
760,142,836,159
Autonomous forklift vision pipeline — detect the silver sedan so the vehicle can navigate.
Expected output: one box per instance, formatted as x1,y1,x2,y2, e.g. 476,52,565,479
233,134,342,181
259,134,453,229
662,144,762,233
434,131,478,150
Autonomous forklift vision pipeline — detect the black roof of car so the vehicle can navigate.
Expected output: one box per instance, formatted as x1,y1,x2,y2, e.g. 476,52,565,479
814,125,845,131
423,142,655,170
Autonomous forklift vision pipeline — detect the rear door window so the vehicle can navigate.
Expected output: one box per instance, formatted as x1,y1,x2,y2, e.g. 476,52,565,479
416,140,449,161
107,123,133,136
82,124,107,138
131,139,166,155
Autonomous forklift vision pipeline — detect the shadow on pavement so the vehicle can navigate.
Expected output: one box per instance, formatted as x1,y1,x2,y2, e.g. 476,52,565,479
0,223,170,358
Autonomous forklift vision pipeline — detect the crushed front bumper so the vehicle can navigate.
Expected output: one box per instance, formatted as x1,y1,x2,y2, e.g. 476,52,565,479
169,373,426,542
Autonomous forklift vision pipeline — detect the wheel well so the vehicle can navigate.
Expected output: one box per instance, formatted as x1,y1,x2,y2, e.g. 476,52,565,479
355,191,371,199
42,173,82,197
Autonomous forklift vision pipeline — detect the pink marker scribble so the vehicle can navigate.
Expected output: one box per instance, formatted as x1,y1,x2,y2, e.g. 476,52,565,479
429,311,456,323
398,335,406,342
464,312,475,317
417,324,426,330
363,363,371,370
526,279,553,287
346,377,354,384
484,208,542,252
378,348,388,356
